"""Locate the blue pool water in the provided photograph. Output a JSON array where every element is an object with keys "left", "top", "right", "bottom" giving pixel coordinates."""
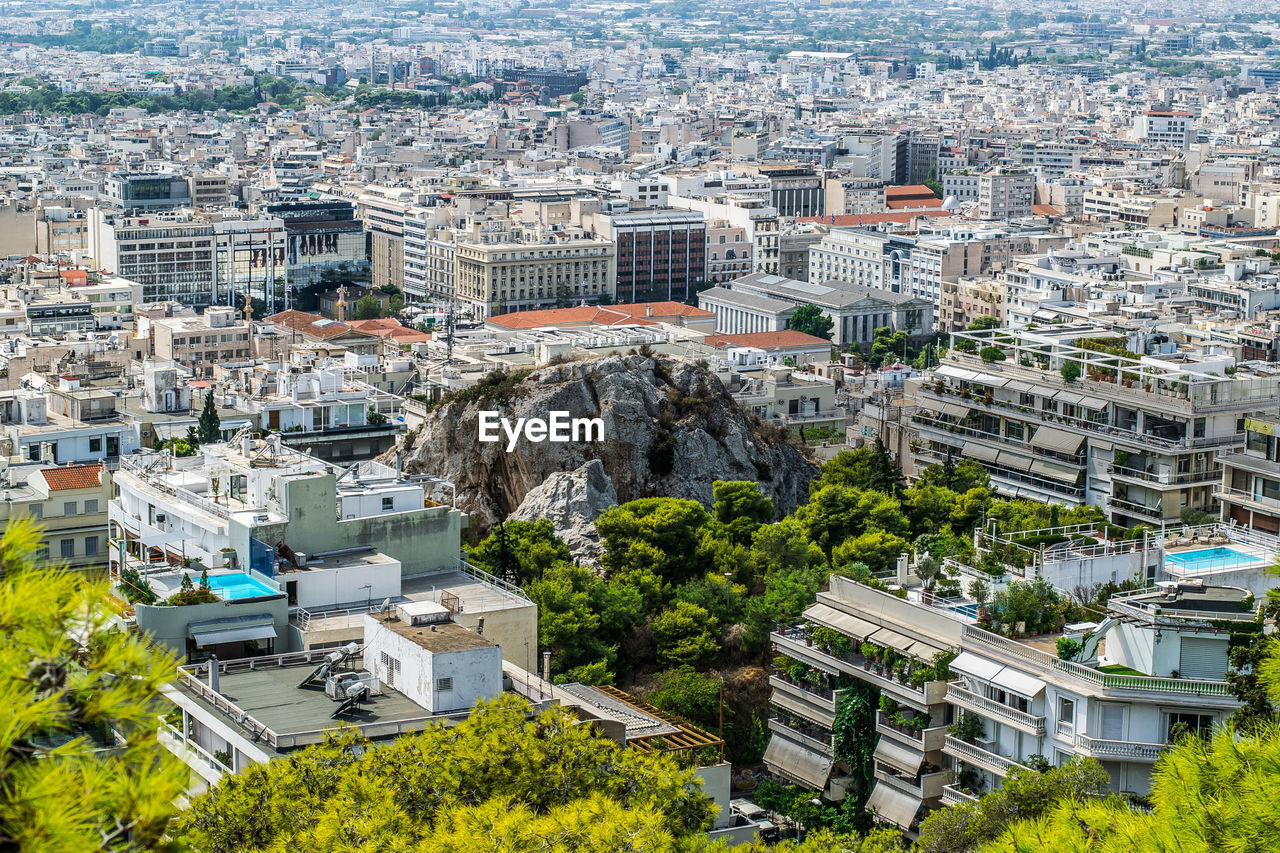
[
  {"left": 205, "top": 572, "right": 280, "bottom": 600},
  {"left": 950, "top": 602, "right": 981, "bottom": 618},
  {"left": 1165, "top": 547, "right": 1261, "bottom": 570}
]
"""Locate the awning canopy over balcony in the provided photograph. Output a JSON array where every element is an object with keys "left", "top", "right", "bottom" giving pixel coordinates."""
[
  {"left": 804, "top": 603, "right": 878, "bottom": 641},
  {"left": 763, "top": 732, "right": 833, "bottom": 791},
  {"left": 1030, "top": 458, "right": 1082, "bottom": 483},
  {"left": 189, "top": 615, "right": 277, "bottom": 648},
  {"left": 934, "top": 401, "right": 973, "bottom": 419},
  {"left": 951, "top": 651, "right": 1003, "bottom": 682},
  {"left": 1030, "top": 425, "right": 1084, "bottom": 454},
  {"left": 875, "top": 737, "right": 925, "bottom": 775},
  {"left": 989, "top": 666, "right": 1046, "bottom": 699},
  {"left": 997, "top": 449, "right": 1035, "bottom": 471},
  {"left": 867, "top": 783, "right": 922, "bottom": 829},
  {"left": 963, "top": 442, "right": 1000, "bottom": 464}
]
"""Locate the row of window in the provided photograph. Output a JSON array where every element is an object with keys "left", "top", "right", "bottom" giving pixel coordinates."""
[{"left": 36, "top": 535, "right": 100, "bottom": 561}]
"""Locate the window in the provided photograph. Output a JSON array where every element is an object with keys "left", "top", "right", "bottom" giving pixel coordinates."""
[
  {"left": 382, "top": 496, "right": 394, "bottom": 512},
  {"left": 379, "top": 652, "right": 401, "bottom": 687},
  {"left": 60, "top": 539, "right": 75, "bottom": 558},
  {"left": 89, "top": 437, "right": 102, "bottom": 453},
  {"left": 63, "top": 501, "right": 77, "bottom": 516},
  {"left": 437, "top": 677, "right": 454, "bottom": 692},
  {"left": 1058, "top": 697, "right": 1074, "bottom": 724},
  {"left": 28, "top": 505, "right": 42, "bottom": 520},
  {"left": 84, "top": 499, "right": 98, "bottom": 514},
  {"left": 36, "top": 543, "right": 49, "bottom": 562},
  {"left": 84, "top": 536, "right": 99, "bottom": 556},
  {"left": 1165, "top": 711, "right": 1213, "bottom": 740}
]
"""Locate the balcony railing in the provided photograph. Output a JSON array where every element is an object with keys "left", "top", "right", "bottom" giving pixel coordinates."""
[
  {"left": 947, "top": 684, "right": 1046, "bottom": 736},
  {"left": 876, "top": 710, "right": 948, "bottom": 752},
  {"left": 1106, "top": 496, "right": 1166, "bottom": 522},
  {"left": 943, "top": 735, "right": 1029, "bottom": 777},
  {"left": 942, "top": 783, "right": 979, "bottom": 806},
  {"left": 1075, "top": 734, "right": 1167, "bottom": 762},
  {"left": 1214, "top": 486, "right": 1280, "bottom": 513},
  {"left": 961, "top": 625, "right": 1234, "bottom": 697},
  {"left": 768, "top": 717, "right": 834, "bottom": 755},
  {"left": 771, "top": 675, "right": 837, "bottom": 710},
  {"left": 771, "top": 629, "right": 949, "bottom": 703},
  {"left": 1109, "top": 464, "right": 1222, "bottom": 487}
]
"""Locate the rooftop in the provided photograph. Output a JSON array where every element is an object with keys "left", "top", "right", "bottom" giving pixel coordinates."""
[{"left": 369, "top": 612, "right": 498, "bottom": 653}]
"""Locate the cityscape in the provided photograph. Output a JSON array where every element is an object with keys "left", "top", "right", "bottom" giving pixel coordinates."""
[{"left": 3, "top": 1, "right": 1280, "bottom": 851}]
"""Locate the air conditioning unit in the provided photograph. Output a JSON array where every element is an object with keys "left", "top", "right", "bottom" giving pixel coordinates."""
[
  {"left": 325, "top": 671, "right": 366, "bottom": 700},
  {"left": 155, "top": 513, "right": 166, "bottom": 524}
]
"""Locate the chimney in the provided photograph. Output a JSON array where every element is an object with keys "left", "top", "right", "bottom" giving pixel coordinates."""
[{"left": 208, "top": 654, "right": 220, "bottom": 694}]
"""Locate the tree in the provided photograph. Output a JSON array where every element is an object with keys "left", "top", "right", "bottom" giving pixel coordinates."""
[
  {"left": 197, "top": 389, "right": 221, "bottom": 444},
  {"left": 832, "top": 530, "right": 910, "bottom": 575},
  {"left": 966, "top": 315, "right": 1000, "bottom": 331},
  {"left": 923, "top": 165, "right": 944, "bottom": 199},
  {"left": 916, "top": 758, "right": 1110, "bottom": 853},
  {"left": 596, "top": 498, "right": 711, "bottom": 585},
  {"left": 173, "top": 695, "right": 718, "bottom": 853},
  {"left": 652, "top": 601, "right": 719, "bottom": 667},
  {"left": 527, "top": 562, "right": 613, "bottom": 677},
  {"left": 646, "top": 666, "right": 721, "bottom": 728},
  {"left": 354, "top": 293, "right": 382, "bottom": 320},
  {"left": 712, "top": 480, "right": 774, "bottom": 545},
  {"left": 1059, "top": 361, "right": 1081, "bottom": 383},
  {"left": 469, "top": 519, "right": 572, "bottom": 586},
  {"left": 0, "top": 518, "right": 187, "bottom": 850},
  {"left": 789, "top": 304, "right": 834, "bottom": 340}
]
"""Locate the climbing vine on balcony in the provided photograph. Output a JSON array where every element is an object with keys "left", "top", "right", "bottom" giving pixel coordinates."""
[{"left": 832, "top": 680, "right": 880, "bottom": 810}]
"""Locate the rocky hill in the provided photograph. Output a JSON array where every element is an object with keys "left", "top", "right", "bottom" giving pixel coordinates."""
[{"left": 387, "top": 353, "right": 819, "bottom": 557}]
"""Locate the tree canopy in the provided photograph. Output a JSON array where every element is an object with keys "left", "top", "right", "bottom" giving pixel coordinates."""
[{"left": 789, "top": 304, "right": 834, "bottom": 340}]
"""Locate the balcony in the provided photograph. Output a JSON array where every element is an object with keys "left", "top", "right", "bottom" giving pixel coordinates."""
[
  {"left": 943, "top": 735, "right": 1030, "bottom": 778},
  {"left": 770, "top": 675, "right": 837, "bottom": 713},
  {"left": 770, "top": 629, "right": 950, "bottom": 704},
  {"left": 768, "top": 716, "right": 834, "bottom": 756},
  {"left": 1215, "top": 486, "right": 1280, "bottom": 515},
  {"left": 875, "top": 765, "right": 950, "bottom": 801},
  {"left": 1106, "top": 496, "right": 1167, "bottom": 524},
  {"left": 946, "top": 684, "right": 1046, "bottom": 737},
  {"left": 1109, "top": 464, "right": 1223, "bottom": 488},
  {"left": 941, "top": 783, "right": 979, "bottom": 807},
  {"left": 1075, "top": 734, "right": 1167, "bottom": 762},
  {"left": 875, "top": 710, "right": 948, "bottom": 752}
]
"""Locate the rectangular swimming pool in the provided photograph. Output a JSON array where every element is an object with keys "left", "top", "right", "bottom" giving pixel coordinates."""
[
  {"left": 205, "top": 572, "right": 280, "bottom": 600},
  {"left": 1165, "top": 547, "right": 1261, "bottom": 570}
]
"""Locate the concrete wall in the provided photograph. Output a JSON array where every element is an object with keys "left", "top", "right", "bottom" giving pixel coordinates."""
[
  {"left": 289, "top": 558, "right": 402, "bottom": 610},
  {"left": 452, "top": 603, "right": 538, "bottom": 668},
  {"left": 694, "top": 762, "right": 733, "bottom": 829},
  {"left": 362, "top": 616, "right": 501, "bottom": 713},
  {"left": 134, "top": 596, "right": 290, "bottom": 657}
]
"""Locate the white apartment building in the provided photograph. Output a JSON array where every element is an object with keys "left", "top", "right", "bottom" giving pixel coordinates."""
[
  {"left": 1134, "top": 111, "right": 1194, "bottom": 150},
  {"left": 977, "top": 169, "right": 1035, "bottom": 220}
]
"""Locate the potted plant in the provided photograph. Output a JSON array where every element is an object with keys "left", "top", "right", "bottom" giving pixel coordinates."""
[{"left": 949, "top": 712, "right": 986, "bottom": 745}]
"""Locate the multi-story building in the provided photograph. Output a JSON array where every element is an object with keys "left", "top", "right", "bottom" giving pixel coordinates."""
[
  {"left": 705, "top": 221, "right": 753, "bottom": 285},
  {"left": 593, "top": 209, "right": 706, "bottom": 303},
  {"left": 938, "top": 276, "right": 1004, "bottom": 332},
  {"left": 87, "top": 210, "right": 216, "bottom": 308},
  {"left": 260, "top": 200, "right": 368, "bottom": 288},
  {"left": 1216, "top": 414, "right": 1280, "bottom": 534},
  {"left": 34, "top": 206, "right": 90, "bottom": 255},
  {"left": 357, "top": 185, "right": 419, "bottom": 290},
  {"left": 824, "top": 177, "right": 888, "bottom": 216},
  {"left": 977, "top": 169, "right": 1034, "bottom": 220},
  {"left": 150, "top": 306, "right": 252, "bottom": 379},
  {"left": 0, "top": 462, "right": 111, "bottom": 574},
  {"left": 101, "top": 172, "right": 192, "bottom": 212},
  {"left": 0, "top": 380, "right": 135, "bottom": 466},
  {"left": 908, "top": 327, "right": 1275, "bottom": 524},
  {"left": 188, "top": 173, "right": 230, "bottom": 208},
  {"left": 1134, "top": 111, "right": 1194, "bottom": 150},
  {"left": 759, "top": 164, "right": 825, "bottom": 218},
  {"left": 667, "top": 191, "right": 780, "bottom": 275},
  {"left": 451, "top": 220, "right": 616, "bottom": 319}
]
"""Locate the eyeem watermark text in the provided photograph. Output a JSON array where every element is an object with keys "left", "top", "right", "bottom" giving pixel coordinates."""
[{"left": 478, "top": 411, "right": 605, "bottom": 451}]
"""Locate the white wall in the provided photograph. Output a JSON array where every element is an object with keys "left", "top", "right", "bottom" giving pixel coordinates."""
[
  {"left": 362, "top": 615, "right": 501, "bottom": 713},
  {"left": 290, "top": 557, "right": 401, "bottom": 609}
]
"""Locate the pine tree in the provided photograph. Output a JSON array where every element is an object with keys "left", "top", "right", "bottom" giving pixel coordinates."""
[
  {"left": 197, "top": 390, "right": 221, "bottom": 445},
  {"left": 0, "top": 518, "right": 186, "bottom": 849}
]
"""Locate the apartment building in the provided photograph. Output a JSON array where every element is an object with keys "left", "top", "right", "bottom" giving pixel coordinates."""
[
  {"left": 87, "top": 209, "right": 216, "bottom": 308},
  {"left": 451, "top": 221, "right": 616, "bottom": 319},
  {"left": 0, "top": 462, "right": 110, "bottom": 574},
  {"left": 188, "top": 173, "right": 230, "bottom": 208},
  {"left": 666, "top": 185, "right": 780, "bottom": 275},
  {"left": 706, "top": 221, "right": 753, "bottom": 285},
  {"left": 939, "top": 276, "right": 1004, "bottom": 332},
  {"left": 150, "top": 306, "right": 251, "bottom": 379},
  {"left": 1134, "top": 111, "right": 1194, "bottom": 150},
  {"left": 101, "top": 172, "right": 192, "bottom": 212},
  {"left": 907, "top": 327, "right": 1275, "bottom": 525},
  {"left": 768, "top": 573, "right": 1246, "bottom": 834},
  {"left": 357, "top": 185, "right": 418, "bottom": 290},
  {"left": 1216, "top": 414, "right": 1280, "bottom": 534},
  {"left": 824, "top": 176, "right": 887, "bottom": 216},
  {"left": 977, "top": 169, "right": 1034, "bottom": 220},
  {"left": 0, "top": 380, "right": 135, "bottom": 466}
]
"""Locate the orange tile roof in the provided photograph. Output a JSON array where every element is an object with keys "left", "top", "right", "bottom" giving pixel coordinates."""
[
  {"left": 704, "top": 330, "right": 834, "bottom": 349},
  {"left": 487, "top": 302, "right": 713, "bottom": 330},
  {"left": 346, "top": 319, "right": 433, "bottom": 343},
  {"left": 265, "top": 310, "right": 359, "bottom": 340},
  {"left": 1033, "top": 204, "right": 1063, "bottom": 216},
  {"left": 798, "top": 211, "right": 962, "bottom": 227},
  {"left": 40, "top": 464, "right": 103, "bottom": 491}
]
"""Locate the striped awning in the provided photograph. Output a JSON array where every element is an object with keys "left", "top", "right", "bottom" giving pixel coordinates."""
[
  {"left": 1030, "top": 426, "right": 1084, "bottom": 454},
  {"left": 1030, "top": 459, "right": 1082, "bottom": 483},
  {"left": 764, "top": 733, "right": 834, "bottom": 791},
  {"left": 804, "top": 603, "right": 878, "bottom": 642},
  {"left": 963, "top": 443, "right": 1001, "bottom": 464},
  {"left": 867, "top": 783, "right": 922, "bottom": 829}
]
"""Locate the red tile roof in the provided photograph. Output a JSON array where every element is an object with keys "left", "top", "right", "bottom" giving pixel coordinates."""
[
  {"left": 798, "top": 211, "right": 962, "bottom": 227},
  {"left": 1033, "top": 204, "right": 1063, "bottom": 216},
  {"left": 346, "top": 319, "right": 433, "bottom": 343},
  {"left": 703, "top": 330, "right": 834, "bottom": 349},
  {"left": 265, "top": 310, "right": 361, "bottom": 340},
  {"left": 40, "top": 464, "right": 103, "bottom": 492}
]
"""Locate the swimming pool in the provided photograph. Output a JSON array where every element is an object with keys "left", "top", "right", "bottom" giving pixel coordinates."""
[
  {"left": 949, "top": 602, "right": 981, "bottom": 619},
  {"left": 1165, "top": 547, "right": 1261, "bottom": 570},
  {"left": 205, "top": 572, "right": 281, "bottom": 600}
]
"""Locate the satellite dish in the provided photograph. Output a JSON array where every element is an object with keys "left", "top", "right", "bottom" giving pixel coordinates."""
[{"left": 378, "top": 598, "right": 391, "bottom": 614}]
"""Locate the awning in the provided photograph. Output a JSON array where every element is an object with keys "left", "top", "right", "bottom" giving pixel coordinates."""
[
  {"left": 934, "top": 401, "right": 972, "bottom": 419},
  {"left": 868, "top": 627, "right": 917, "bottom": 656},
  {"left": 996, "top": 450, "right": 1035, "bottom": 471},
  {"left": 866, "top": 783, "right": 922, "bottom": 829},
  {"left": 936, "top": 364, "right": 980, "bottom": 381},
  {"left": 1053, "top": 390, "right": 1085, "bottom": 406},
  {"left": 1030, "top": 426, "right": 1084, "bottom": 454},
  {"left": 140, "top": 531, "right": 180, "bottom": 549},
  {"left": 950, "top": 650, "right": 1004, "bottom": 682},
  {"left": 804, "top": 603, "right": 878, "bottom": 641},
  {"left": 1076, "top": 394, "right": 1108, "bottom": 410},
  {"left": 906, "top": 638, "right": 944, "bottom": 658},
  {"left": 191, "top": 623, "right": 277, "bottom": 648},
  {"left": 875, "top": 738, "right": 925, "bottom": 775},
  {"left": 763, "top": 733, "right": 834, "bottom": 790},
  {"left": 991, "top": 666, "right": 1046, "bottom": 698},
  {"left": 963, "top": 443, "right": 1001, "bottom": 464},
  {"left": 1030, "top": 459, "right": 1082, "bottom": 483},
  {"left": 1004, "top": 379, "right": 1036, "bottom": 394},
  {"left": 972, "top": 372, "right": 1009, "bottom": 388}
]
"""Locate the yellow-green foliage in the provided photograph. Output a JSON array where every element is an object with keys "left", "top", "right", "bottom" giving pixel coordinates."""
[{"left": 0, "top": 517, "right": 186, "bottom": 852}]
